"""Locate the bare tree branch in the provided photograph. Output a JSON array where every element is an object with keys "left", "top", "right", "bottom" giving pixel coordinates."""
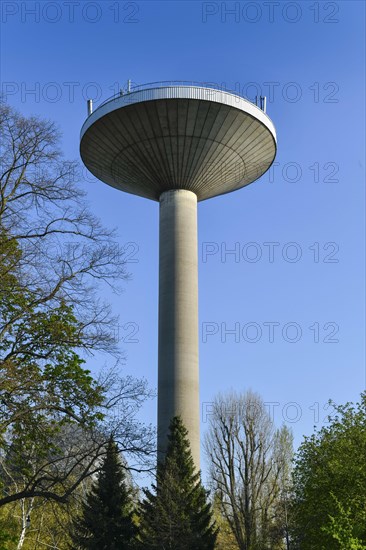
[{"left": 204, "top": 391, "right": 293, "bottom": 549}]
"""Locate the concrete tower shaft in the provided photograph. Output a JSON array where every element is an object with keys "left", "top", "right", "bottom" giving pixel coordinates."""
[{"left": 158, "top": 189, "right": 199, "bottom": 467}]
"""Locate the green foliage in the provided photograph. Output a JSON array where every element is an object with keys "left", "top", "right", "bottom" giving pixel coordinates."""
[
  {"left": 0, "top": 531, "right": 17, "bottom": 550},
  {"left": 139, "top": 416, "right": 218, "bottom": 550},
  {"left": 291, "top": 392, "right": 366, "bottom": 549},
  {"left": 0, "top": 497, "right": 17, "bottom": 550},
  {"left": 0, "top": 231, "right": 103, "bottom": 389},
  {"left": 321, "top": 494, "right": 366, "bottom": 550},
  {"left": 0, "top": 229, "right": 106, "bottom": 502},
  {"left": 211, "top": 494, "right": 239, "bottom": 550},
  {"left": 69, "top": 436, "right": 137, "bottom": 550},
  {"left": 0, "top": 526, "right": 17, "bottom": 550}
]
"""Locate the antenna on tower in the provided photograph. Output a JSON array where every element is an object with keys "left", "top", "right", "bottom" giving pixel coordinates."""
[
  {"left": 260, "top": 96, "right": 267, "bottom": 113},
  {"left": 87, "top": 99, "right": 93, "bottom": 116},
  {"left": 127, "top": 79, "right": 131, "bottom": 93}
]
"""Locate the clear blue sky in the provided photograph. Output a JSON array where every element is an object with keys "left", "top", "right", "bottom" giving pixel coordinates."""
[{"left": 1, "top": 0, "right": 365, "bottom": 478}]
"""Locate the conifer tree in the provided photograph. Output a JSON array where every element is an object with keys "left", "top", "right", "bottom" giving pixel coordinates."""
[
  {"left": 139, "top": 416, "right": 217, "bottom": 550},
  {"left": 69, "top": 435, "right": 137, "bottom": 549}
]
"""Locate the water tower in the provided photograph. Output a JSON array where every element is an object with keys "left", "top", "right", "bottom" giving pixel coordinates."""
[{"left": 80, "top": 82, "right": 277, "bottom": 469}]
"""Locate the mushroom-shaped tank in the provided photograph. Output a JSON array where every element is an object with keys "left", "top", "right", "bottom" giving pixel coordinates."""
[{"left": 80, "top": 84, "right": 277, "bottom": 201}]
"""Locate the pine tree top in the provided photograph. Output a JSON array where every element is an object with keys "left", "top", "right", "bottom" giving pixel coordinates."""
[
  {"left": 69, "top": 435, "right": 137, "bottom": 550},
  {"left": 139, "top": 416, "right": 218, "bottom": 550},
  {"left": 159, "top": 416, "right": 200, "bottom": 485}
]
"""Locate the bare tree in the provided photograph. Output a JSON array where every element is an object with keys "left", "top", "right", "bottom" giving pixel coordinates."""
[
  {"left": 0, "top": 102, "right": 155, "bottom": 510},
  {"left": 0, "top": 101, "right": 127, "bottom": 356},
  {"left": 0, "top": 365, "right": 155, "bottom": 508},
  {"left": 204, "top": 390, "right": 293, "bottom": 550}
]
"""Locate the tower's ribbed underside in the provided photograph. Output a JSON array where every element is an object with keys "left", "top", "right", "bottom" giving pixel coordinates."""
[{"left": 80, "top": 86, "right": 277, "bottom": 201}]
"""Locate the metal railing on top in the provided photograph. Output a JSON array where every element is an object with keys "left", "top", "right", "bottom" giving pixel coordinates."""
[
  {"left": 87, "top": 81, "right": 267, "bottom": 117},
  {"left": 127, "top": 80, "right": 244, "bottom": 94}
]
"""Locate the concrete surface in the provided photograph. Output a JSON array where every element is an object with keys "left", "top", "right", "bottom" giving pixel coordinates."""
[{"left": 158, "top": 189, "right": 199, "bottom": 467}]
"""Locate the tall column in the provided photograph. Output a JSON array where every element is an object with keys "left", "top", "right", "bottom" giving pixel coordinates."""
[{"left": 158, "top": 189, "right": 200, "bottom": 469}]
